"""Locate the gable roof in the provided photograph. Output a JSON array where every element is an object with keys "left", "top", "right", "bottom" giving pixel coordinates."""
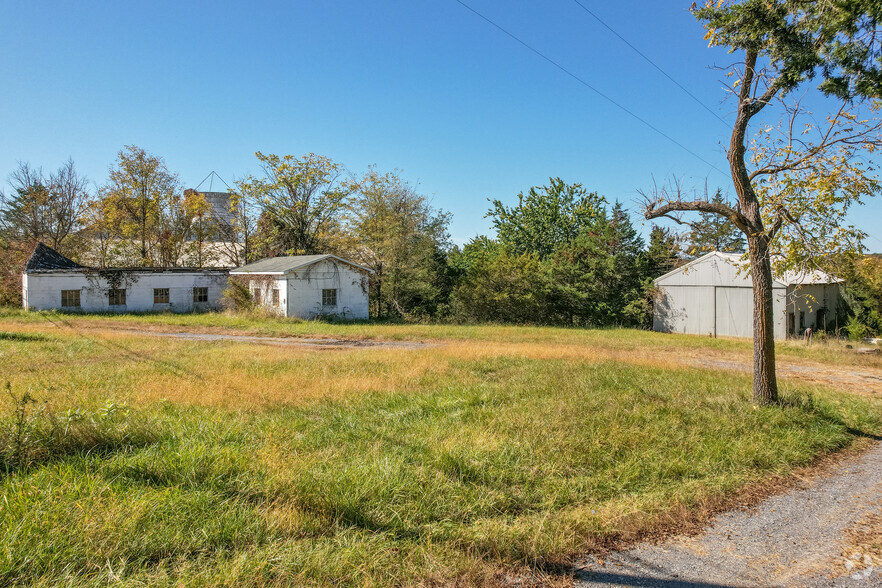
[
  {"left": 25, "top": 242, "right": 84, "bottom": 272},
  {"left": 654, "top": 251, "right": 842, "bottom": 287},
  {"left": 229, "top": 254, "right": 373, "bottom": 275}
]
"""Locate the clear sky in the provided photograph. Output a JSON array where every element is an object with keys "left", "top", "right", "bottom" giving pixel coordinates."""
[{"left": 2, "top": 0, "right": 881, "bottom": 251}]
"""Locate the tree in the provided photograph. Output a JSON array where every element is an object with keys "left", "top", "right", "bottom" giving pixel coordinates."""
[
  {"left": 643, "top": 0, "right": 882, "bottom": 404},
  {"left": 684, "top": 189, "right": 745, "bottom": 257},
  {"left": 451, "top": 238, "right": 546, "bottom": 323},
  {"left": 102, "top": 146, "right": 182, "bottom": 266},
  {"left": 0, "top": 160, "right": 91, "bottom": 254},
  {"left": 547, "top": 203, "right": 647, "bottom": 326},
  {"left": 237, "top": 152, "right": 352, "bottom": 256},
  {"left": 349, "top": 168, "right": 452, "bottom": 318},
  {"left": 645, "top": 225, "right": 682, "bottom": 278},
  {"left": 488, "top": 178, "right": 605, "bottom": 259}
]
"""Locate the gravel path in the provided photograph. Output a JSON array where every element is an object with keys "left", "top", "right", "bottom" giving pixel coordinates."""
[
  {"left": 575, "top": 442, "right": 882, "bottom": 587},
  {"left": 114, "top": 329, "right": 431, "bottom": 349}
]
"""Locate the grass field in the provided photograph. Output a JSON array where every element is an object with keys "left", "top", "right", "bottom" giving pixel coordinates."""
[{"left": 1, "top": 310, "right": 881, "bottom": 586}]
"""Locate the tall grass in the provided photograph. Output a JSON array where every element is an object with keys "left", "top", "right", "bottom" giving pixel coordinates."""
[{"left": 0, "top": 318, "right": 880, "bottom": 585}]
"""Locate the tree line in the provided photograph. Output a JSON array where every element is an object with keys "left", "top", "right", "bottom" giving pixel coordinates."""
[
  {"left": 2, "top": 144, "right": 879, "bottom": 332},
  {"left": 0, "top": 145, "right": 735, "bottom": 322}
]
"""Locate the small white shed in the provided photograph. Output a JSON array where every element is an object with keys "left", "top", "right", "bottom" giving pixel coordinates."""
[
  {"left": 653, "top": 252, "right": 842, "bottom": 340},
  {"left": 229, "top": 255, "right": 371, "bottom": 319}
]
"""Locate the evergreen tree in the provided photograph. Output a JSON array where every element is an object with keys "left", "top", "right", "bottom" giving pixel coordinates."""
[{"left": 684, "top": 190, "right": 745, "bottom": 257}]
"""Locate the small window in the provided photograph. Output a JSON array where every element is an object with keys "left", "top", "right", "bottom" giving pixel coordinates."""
[
  {"left": 154, "top": 288, "right": 169, "bottom": 304},
  {"left": 108, "top": 288, "right": 126, "bottom": 306},
  {"left": 272, "top": 288, "right": 280, "bottom": 306},
  {"left": 193, "top": 287, "right": 208, "bottom": 303},
  {"left": 799, "top": 311, "right": 805, "bottom": 331},
  {"left": 322, "top": 288, "right": 337, "bottom": 307},
  {"left": 252, "top": 288, "right": 261, "bottom": 304},
  {"left": 61, "top": 290, "right": 80, "bottom": 308}
]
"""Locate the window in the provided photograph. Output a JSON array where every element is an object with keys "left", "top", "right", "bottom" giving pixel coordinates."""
[
  {"left": 193, "top": 287, "right": 208, "bottom": 303},
  {"left": 61, "top": 290, "right": 80, "bottom": 308},
  {"left": 788, "top": 313, "right": 795, "bottom": 336},
  {"left": 252, "top": 288, "right": 261, "bottom": 304},
  {"left": 322, "top": 288, "right": 337, "bottom": 307},
  {"left": 272, "top": 289, "right": 280, "bottom": 306},
  {"left": 799, "top": 311, "right": 805, "bottom": 331},
  {"left": 154, "top": 288, "right": 169, "bottom": 304},
  {"left": 108, "top": 288, "right": 126, "bottom": 306}
]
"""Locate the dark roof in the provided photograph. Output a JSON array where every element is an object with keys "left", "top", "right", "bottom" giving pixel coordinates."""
[{"left": 25, "top": 243, "right": 84, "bottom": 272}]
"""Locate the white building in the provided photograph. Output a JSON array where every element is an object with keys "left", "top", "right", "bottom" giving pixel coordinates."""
[
  {"left": 22, "top": 243, "right": 228, "bottom": 313},
  {"left": 229, "top": 255, "right": 371, "bottom": 319},
  {"left": 653, "top": 251, "right": 842, "bottom": 339}
]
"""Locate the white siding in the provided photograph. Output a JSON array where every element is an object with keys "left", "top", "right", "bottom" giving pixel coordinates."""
[
  {"left": 653, "top": 253, "right": 827, "bottom": 340},
  {"left": 247, "top": 276, "right": 288, "bottom": 316},
  {"left": 286, "top": 259, "right": 369, "bottom": 319},
  {"left": 23, "top": 270, "right": 227, "bottom": 313}
]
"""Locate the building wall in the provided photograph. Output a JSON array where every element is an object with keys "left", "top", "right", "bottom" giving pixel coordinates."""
[
  {"left": 784, "top": 283, "right": 841, "bottom": 336},
  {"left": 23, "top": 270, "right": 227, "bottom": 313},
  {"left": 245, "top": 275, "right": 288, "bottom": 316},
  {"left": 286, "top": 260, "right": 369, "bottom": 319},
  {"left": 654, "top": 284, "right": 788, "bottom": 339}
]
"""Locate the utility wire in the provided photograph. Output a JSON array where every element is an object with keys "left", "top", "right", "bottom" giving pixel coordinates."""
[
  {"left": 452, "top": 0, "right": 727, "bottom": 176},
  {"left": 570, "top": 0, "right": 730, "bottom": 128}
]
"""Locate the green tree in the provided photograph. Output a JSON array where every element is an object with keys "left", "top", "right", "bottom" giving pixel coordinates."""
[
  {"left": 547, "top": 203, "right": 647, "bottom": 326},
  {"left": 450, "top": 238, "right": 546, "bottom": 324},
  {"left": 644, "top": 0, "right": 882, "bottom": 404},
  {"left": 237, "top": 152, "right": 352, "bottom": 256},
  {"left": 488, "top": 178, "right": 605, "bottom": 259},
  {"left": 645, "top": 225, "right": 682, "bottom": 278},
  {"left": 349, "top": 168, "right": 452, "bottom": 318},
  {"left": 102, "top": 146, "right": 182, "bottom": 266},
  {"left": 684, "top": 190, "right": 745, "bottom": 257}
]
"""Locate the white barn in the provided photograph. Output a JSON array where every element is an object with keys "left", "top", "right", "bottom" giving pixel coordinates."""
[
  {"left": 22, "top": 243, "right": 228, "bottom": 313},
  {"left": 653, "top": 252, "right": 842, "bottom": 340},
  {"left": 229, "top": 255, "right": 371, "bottom": 319}
]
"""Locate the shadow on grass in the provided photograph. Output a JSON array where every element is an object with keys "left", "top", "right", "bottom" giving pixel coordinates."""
[{"left": 0, "top": 331, "right": 52, "bottom": 342}]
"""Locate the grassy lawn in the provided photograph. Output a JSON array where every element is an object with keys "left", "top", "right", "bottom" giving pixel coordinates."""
[{"left": 1, "top": 311, "right": 881, "bottom": 586}]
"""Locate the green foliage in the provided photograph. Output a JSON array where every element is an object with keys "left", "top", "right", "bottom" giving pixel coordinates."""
[
  {"left": 646, "top": 225, "right": 682, "bottom": 277},
  {"left": 450, "top": 240, "right": 545, "bottom": 324},
  {"left": 488, "top": 177, "right": 605, "bottom": 259},
  {"left": 220, "top": 277, "right": 256, "bottom": 312},
  {"left": 841, "top": 254, "right": 882, "bottom": 337},
  {"left": 685, "top": 189, "right": 745, "bottom": 257},
  {"left": 454, "top": 190, "right": 656, "bottom": 327},
  {"left": 349, "top": 168, "right": 453, "bottom": 319},
  {"left": 237, "top": 152, "right": 353, "bottom": 256},
  {"left": 696, "top": 0, "right": 882, "bottom": 100}
]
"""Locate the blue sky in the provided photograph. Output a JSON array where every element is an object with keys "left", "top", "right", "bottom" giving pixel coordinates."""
[{"left": 2, "top": 0, "right": 881, "bottom": 250}]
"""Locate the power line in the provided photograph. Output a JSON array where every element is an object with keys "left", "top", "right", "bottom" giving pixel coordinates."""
[
  {"left": 570, "top": 0, "right": 730, "bottom": 128},
  {"left": 452, "top": 0, "right": 728, "bottom": 176}
]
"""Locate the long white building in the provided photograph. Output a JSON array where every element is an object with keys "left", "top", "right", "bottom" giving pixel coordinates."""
[
  {"left": 653, "top": 251, "right": 842, "bottom": 340},
  {"left": 22, "top": 243, "right": 228, "bottom": 313}
]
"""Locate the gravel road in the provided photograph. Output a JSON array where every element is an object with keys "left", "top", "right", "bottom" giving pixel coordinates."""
[{"left": 575, "top": 442, "right": 882, "bottom": 587}]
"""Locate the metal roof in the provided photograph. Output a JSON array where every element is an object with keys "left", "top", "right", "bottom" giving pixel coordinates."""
[
  {"left": 230, "top": 254, "right": 373, "bottom": 275},
  {"left": 654, "top": 251, "right": 842, "bottom": 287}
]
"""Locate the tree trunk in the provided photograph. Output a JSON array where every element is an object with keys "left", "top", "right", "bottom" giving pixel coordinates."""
[{"left": 747, "top": 236, "right": 779, "bottom": 404}]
